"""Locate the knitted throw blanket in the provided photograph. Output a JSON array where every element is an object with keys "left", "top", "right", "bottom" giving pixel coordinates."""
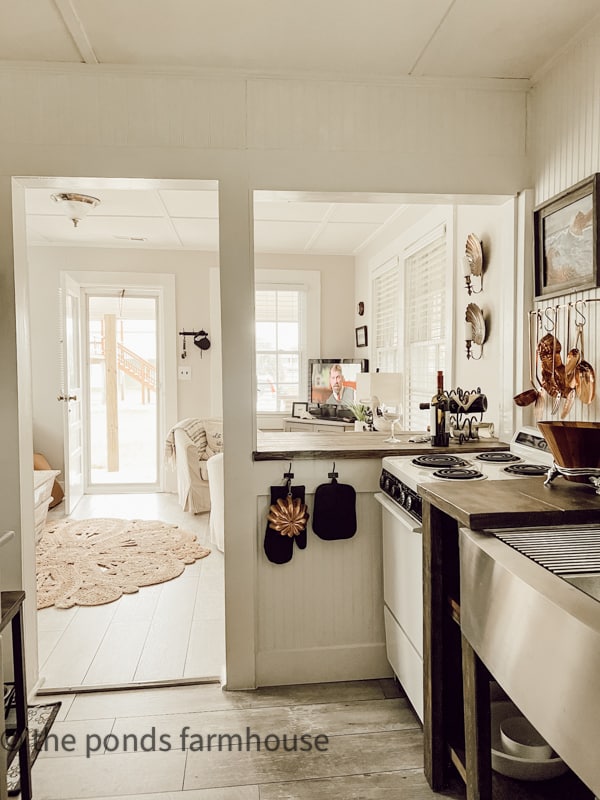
[{"left": 164, "top": 418, "right": 207, "bottom": 466}]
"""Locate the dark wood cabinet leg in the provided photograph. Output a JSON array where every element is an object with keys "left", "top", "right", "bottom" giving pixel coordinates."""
[
  {"left": 423, "top": 501, "right": 447, "bottom": 790},
  {"left": 462, "top": 634, "right": 491, "bottom": 800}
]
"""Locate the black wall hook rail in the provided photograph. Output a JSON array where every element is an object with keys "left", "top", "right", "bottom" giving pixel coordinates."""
[{"left": 179, "top": 329, "right": 209, "bottom": 338}]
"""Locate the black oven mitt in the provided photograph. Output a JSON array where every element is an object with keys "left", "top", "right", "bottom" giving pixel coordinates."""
[
  {"left": 312, "top": 476, "right": 357, "bottom": 540},
  {"left": 264, "top": 484, "right": 308, "bottom": 564}
]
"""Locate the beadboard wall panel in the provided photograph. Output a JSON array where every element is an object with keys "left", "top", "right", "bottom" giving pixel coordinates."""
[
  {"left": 528, "top": 19, "right": 600, "bottom": 424},
  {"left": 0, "top": 66, "right": 528, "bottom": 165},
  {"left": 254, "top": 459, "right": 391, "bottom": 686},
  {"left": 530, "top": 24, "right": 600, "bottom": 206},
  {"left": 0, "top": 69, "right": 247, "bottom": 149},
  {"left": 247, "top": 78, "right": 527, "bottom": 155}
]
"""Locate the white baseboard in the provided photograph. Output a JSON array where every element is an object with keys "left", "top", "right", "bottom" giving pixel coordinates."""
[{"left": 256, "top": 643, "right": 393, "bottom": 687}]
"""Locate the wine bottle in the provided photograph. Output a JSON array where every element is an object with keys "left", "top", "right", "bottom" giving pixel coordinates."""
[{"left": 430, "top": 370, "right": 449, "bottom": 447}]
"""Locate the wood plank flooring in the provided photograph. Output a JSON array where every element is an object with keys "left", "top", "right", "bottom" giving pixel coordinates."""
[
  {"left": 37, "top": 493, "right": 224, "bottom": 690},
  {"left": 32, "top": 677, "right": 595, "bottom": 800},
  {"left": 33, "top": 678, "right": 465, "bottom": 800}
]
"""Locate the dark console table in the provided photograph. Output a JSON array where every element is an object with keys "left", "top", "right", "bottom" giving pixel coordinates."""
[{"left": 1, "top": 591, "right": 31, "bottom": 800}]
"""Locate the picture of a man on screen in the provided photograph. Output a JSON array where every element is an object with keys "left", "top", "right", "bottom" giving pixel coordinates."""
[{"left": 327, "top": 364, "right": 355, "bottom": 405}]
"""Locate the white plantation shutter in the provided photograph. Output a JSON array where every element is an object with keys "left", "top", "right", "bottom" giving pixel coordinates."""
[
  {"left": 405, "top": 227, "right": 447, "bottom": 430},
  {"left": 372, "top": 256, "right": 400, "bottom": 371},
  {"left": 255, "top": 286, "right": 306, "bottom": 413}
]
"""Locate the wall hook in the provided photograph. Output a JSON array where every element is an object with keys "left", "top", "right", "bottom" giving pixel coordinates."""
[{"left": 283, "top": 462, "right": 294, "bottom": 481}]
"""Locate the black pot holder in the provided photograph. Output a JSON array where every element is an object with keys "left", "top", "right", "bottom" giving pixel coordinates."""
[{"left": 312, "top": 465, "right": 357, "bottom": 540}]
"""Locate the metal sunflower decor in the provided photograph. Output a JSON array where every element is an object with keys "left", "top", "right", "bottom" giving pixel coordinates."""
[{"left": 267, "top": 494, "right": 309, "bottom": 537}]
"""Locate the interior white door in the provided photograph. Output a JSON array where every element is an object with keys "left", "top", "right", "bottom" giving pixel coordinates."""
[{"left": 59, "top": 273, "right": 84, "bottom": 514}]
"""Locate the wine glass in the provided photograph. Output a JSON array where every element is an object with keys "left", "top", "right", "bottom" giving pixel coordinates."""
[{"left": 383, "top": 402, "right": 404, "bottom": 444}]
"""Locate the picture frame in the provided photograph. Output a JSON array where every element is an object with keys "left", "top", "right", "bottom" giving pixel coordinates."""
[
  {"left": 291, "top": 401, "right": 309, "bottom": 418},
  {"left": 355, "top": 325, "right": 368, "bottom": 348},
  {"left": 534, "top": 173, "right": 600, "bottom": 299}
]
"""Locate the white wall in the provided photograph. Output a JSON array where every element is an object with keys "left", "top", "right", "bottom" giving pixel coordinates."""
[
  {"left": 256, "top": 252, "right": 355, "bottom": 358},
  {"left": 0, "top": 63, "right": 530, "bottom": 690},
  {"left": 27, "top": 246, "right": 356, "bottom": 476},
  {"left": 528, "top": 18, "right": 600, "bottom": 423},
  {"left": 28, "top": 246, "right": 218, "bottom": 475},
  {"left": 453, "top": 200, "right": 518, "bottom": 436},
  {"left": 354, "top": 200, "right": 518, "bottom": 436}
]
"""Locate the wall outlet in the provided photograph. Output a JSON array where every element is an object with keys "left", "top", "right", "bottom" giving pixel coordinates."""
[{"left": 178, "top": 365, "right": 192, "bottom": 380}]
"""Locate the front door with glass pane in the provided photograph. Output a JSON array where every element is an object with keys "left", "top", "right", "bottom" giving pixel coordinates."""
[{"left": 86, "top": 292, "right": 159, "bottom": 489}]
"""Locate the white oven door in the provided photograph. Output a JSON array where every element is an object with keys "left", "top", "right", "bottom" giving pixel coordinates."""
[{"left": 376, "top": 492, "right": 423, "bottom": 722}]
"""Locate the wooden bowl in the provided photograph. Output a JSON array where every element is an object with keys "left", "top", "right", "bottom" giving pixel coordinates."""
[{"left": 538, "top": 421, "right": 600, "bottom": 481}]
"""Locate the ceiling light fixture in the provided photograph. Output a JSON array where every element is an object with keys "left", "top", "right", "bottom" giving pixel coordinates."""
[{"left": 51, "top": 192, "right": 101, "bottom": 227}]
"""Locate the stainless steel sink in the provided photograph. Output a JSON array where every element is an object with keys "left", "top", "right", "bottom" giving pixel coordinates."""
[
  {"left": 460, "top": 526, "right": 600, "bottom": 796},
  {"left": 561, "top": 573, "right": 600, "bottom": 602}
]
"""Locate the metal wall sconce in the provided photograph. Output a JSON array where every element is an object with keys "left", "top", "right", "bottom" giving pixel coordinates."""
[
  {"left": 465, "top": 303, "right": 486, "bottom": 360},
  {"left": 463, "top": 233, "right": 483, "bottom": 295}
]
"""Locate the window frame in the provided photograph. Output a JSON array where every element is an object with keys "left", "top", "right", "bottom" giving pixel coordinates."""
[{"left": 254, "top": 269, "right": 320, "bottom": 422}]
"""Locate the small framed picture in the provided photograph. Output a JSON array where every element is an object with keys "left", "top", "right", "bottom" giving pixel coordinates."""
[
  {"left": 355, "top": 325, "right": 368, "bottom": 347},
  {"left": 292, "top": 401, "right": 309, "bottom": 418}
]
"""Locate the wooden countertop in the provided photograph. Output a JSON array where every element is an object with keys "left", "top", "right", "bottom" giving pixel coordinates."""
[
  {"left": 419, "top": 476, "right": 600, "bottom": 530},
  {"left": 1, "top": 590, "right": 25, "bottom": 632},
  {"left": 254, "top": 430, "right": 509, "bottom": 461}
]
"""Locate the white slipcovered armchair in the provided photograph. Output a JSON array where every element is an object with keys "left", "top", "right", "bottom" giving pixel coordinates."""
[
  {"left": 206, "top": 451, "right": 224, "bottom": 551},
  {"left": 165, "top": 418, "right": 223, "bottom": 515}
]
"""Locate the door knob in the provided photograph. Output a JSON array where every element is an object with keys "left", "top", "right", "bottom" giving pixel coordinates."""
[{"left": 57, "top": 394, "right": 77, "bottom": 401}]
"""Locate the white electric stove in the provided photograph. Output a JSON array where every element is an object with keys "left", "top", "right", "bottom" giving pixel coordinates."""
[
  {"left": 375, "top": 426, "right": 552, "bottom": 722},
  {"left": 380, "top": 426, "right": 553, "bottom": 524}
]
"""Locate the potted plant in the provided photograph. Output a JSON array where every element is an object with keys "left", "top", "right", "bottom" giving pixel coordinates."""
[{"left": 344, "top": 402, "right": 371, "bottom": 431}]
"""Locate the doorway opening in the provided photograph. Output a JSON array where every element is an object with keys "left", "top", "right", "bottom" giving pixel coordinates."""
[{"left": 15, "top": 175, "right": 225, "bottom": 693}]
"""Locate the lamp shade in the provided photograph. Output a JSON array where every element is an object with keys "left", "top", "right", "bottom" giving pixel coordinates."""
[
  {"left": 356, "top": 372, "right": 403, "bottom": 404},
  {"left": 51, "top": 192, "right": 101, "bottom": 227}
]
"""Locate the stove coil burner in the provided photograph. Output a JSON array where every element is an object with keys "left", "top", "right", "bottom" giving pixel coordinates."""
[
  {"left": 412, "top": 455, "right": 467, "bottom": 469},
  {"left": 475, "top": 452, "right": 520, "bottom": 463},
  {"left": 432, "top": 467, "right": 486, "bottom": 481},
  {"left": 503, "top": 463, "right": 549, "bottom": 477}
]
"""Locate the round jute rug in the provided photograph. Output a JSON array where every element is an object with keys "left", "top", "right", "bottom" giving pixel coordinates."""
[{"left": 36, "top": 517, "right": 211, "bottom": 609}]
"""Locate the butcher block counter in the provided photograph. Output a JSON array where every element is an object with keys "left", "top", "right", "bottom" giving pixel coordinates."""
[
  {"left": 418, "top": 474, "right": 600, "bottom": 529},
  {"left": 254, "top": 430, "right": 509, "bottom": 460},
  {"left": 418, "top": 475, "right": 600, "bottom": 799}
]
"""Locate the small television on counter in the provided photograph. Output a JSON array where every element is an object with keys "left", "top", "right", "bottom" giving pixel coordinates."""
[{"left": 308, "top": 358, "right": 369, "bottom": 406}]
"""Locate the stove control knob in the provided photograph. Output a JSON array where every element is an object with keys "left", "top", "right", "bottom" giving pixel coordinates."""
[
  {"left": 398, "top": 488, "right": 406, "bottom": 506},
  {"left": 390, "top": 482, "right": 400, "bottom": 499},
  {"left": 405, "top": 494, "right": 413, "bottom": 512}
]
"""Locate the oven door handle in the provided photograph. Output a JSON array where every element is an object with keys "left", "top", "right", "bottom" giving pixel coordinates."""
[{"left": 375, "top": 492, "right": 422, "bottom": 533}]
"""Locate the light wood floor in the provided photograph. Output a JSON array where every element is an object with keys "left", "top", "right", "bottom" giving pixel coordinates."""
[{"left": 38, "top": 493, "right": 225, "bottom": 691}]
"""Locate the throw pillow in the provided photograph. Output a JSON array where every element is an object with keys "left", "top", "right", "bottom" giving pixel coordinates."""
[{"left": 204, "top": 418, "right": 223, "bottom": 453}]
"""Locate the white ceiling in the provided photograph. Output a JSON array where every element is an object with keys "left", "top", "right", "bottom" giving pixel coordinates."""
[
  {"left": 11, "top": 1, "right": 599, "bottom": 253},
  {"left": 24, "top": 184, "right": 414, "bottom": 255},
  {"left": 2, "top": 0, "right": 598, "bottom": 80}
]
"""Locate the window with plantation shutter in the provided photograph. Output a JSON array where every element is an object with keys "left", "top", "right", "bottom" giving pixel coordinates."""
[
  {"left": 372, "top": 256, "right": 400, "bottom": 372},
  {"left": 255, "top": 286, "right": 305, "bottom": 413},
  {"left": 404, "top": 226, "right": 448, "bottom": 431}
]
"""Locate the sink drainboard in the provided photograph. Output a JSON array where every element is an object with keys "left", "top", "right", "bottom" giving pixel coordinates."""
[{"left": 492, "top": 526, "right": 600, "bottom": 574}]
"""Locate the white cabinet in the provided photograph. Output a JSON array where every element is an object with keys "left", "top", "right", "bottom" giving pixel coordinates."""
[{"left": 33, "top": 470, "right": 60, "bottom": 541}]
